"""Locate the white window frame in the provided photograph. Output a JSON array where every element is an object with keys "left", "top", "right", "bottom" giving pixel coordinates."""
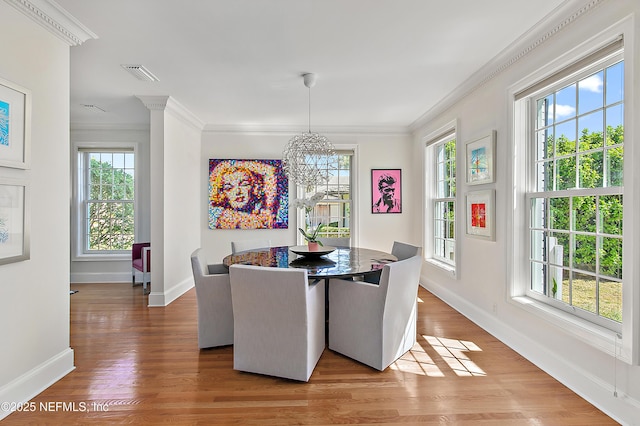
[
  {"left": 508, "top": 26, "right": 638, "bottom": 365},
  {"left": 297, "top": 146, "right": 358, "bottom": 246},
  {"left": 72, "top": 142, "right": 140, "bottom": 261},
  {"left": 424, "top": 120, "right": 458, "bottom": 275}
]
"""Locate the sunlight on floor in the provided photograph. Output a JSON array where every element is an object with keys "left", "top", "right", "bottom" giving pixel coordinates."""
[{"left": 390, "top": 334, "right": 486, "bottom": 377}]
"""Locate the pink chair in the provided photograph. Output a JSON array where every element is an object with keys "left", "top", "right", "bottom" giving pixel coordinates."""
[{"left": 132, "top": 242, "right": 151, "bottom": 294}]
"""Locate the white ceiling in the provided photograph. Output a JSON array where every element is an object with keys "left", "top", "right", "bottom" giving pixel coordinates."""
[{"left": 56, "top": 0, "right": 569, "bottom": 130}]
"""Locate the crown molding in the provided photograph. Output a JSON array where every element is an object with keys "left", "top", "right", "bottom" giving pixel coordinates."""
[
  {"left": 136, "top": 95, "right": 205, "bottom": 131},
  {"left": 3, "top": 0, "right": 98, "bottom": 46},
  {"left": 202, "top": 123, "right": 410, "bottom": 136},
  {"left": 409, "top": 0, "right": 607, "bottom": 133},
  {"left": 69, "top": 122, "right": 150, "bottom": 132}
]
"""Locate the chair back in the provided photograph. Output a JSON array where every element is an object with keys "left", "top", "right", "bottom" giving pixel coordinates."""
[
  {"left": 190, "top": 248, "right": 233, "bottom": 348},
  {"left": 317, "top": 237, "right": 350, "bottom": 247},
  {"left": 190, "top": 248, "right": 209, "bottom": 282},
  {"left": 229, "top": 264, "right": 325, "bottom": 381},
  {"left": 231, "top": 239, "right": 272, "bottom": 254},
  {"left": 378, "top": 255, "right": 423, "bottom": 363},
  {"left": 391, "top": 241, "right": 422, "bottom": 261}
]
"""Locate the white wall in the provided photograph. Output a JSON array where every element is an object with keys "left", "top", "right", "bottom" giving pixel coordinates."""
[
  {"left": 145, "top": 98, "right": 202, "bottom": 306},
  {"left": 200, "top": 131, "right": 414, "bottom": 264},
  {"left": 413, "top": 0, "right": 640, "bottom": 423},
  {"left": 0, "top": 3, "right": 74, "bottom": 419}
]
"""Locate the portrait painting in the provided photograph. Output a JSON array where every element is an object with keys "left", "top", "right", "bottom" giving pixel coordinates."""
[
  {"left": 209, "top": 159, "right": 288, "bottom": 229},
  {"left": 371, "top": 169, "right": 402, "bottom": 214}
]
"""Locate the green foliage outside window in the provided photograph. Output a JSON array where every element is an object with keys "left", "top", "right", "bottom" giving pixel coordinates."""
[{"left": 86, "top": 154, "right": 135, "bottom": 251}]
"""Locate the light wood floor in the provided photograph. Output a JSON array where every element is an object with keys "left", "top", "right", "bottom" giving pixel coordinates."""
[{"left": 6, "top": 283, "right": 616, "bottom": 425}]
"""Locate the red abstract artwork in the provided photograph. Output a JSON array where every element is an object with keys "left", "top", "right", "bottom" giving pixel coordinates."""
[{"left": 471, "top": 203, "right": 486, "bottom": 228}]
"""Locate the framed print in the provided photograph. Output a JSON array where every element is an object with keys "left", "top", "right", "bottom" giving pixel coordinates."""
[
  {"left": 209, "top": 159, "right": 288, "bottom": 229},
  {"left": 0, "top": 180, "right": 29, "bottom": 265},
  {"left": 466, "top": 130, "right": 495, "bottom": 185},
  {"left": 0, "top": 77, "right": 31, "bottom": 169},
  {"left": 466, "top": 189, "right": 494, "bottom": 240},
  {"left": 371, "top": 169, "right": 402, "bottom": 214}
]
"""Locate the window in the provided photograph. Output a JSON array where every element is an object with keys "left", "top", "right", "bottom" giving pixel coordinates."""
[
  {"left": 303, "top": 151, "right": 352, "bottom": 240},
  {"left": 426, "top": 128, "right": 456, "bottom": 270},
  {"left": 75, "top": 149, "right": 135, "bottom": 255},
  {"left": 523, "top": 43, "right": 624, "bottom": 331}
]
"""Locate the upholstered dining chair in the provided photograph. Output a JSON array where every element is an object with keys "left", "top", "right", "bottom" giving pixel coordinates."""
[
  {"left": 391, "top": 241, "right": 423, "bottom": 261},
  {"left": 229, "top": 264, "right": 325, "bottom": 382},
  {"left": 230, "top": 239, "right": 272, "bottom": 254},
  {"left": 364, "top": 241, "right": 422, "bottom": 284},
  {"left": 132, "top": 242, "right": 151, "bottom": 294},
  {"left": 190, "top": 249, "right": 234, "bottom": 349},
  {"left": 328, "top": 255, "right": 423, "bottom": 371}
]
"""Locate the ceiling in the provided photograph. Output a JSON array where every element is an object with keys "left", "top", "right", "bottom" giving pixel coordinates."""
[{"left": 56, "top": 0, "right": 569, "bottom": 131}]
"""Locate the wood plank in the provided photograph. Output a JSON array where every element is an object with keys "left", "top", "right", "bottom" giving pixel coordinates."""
[{"left": 5, "top": 283, "right": 617, "bottom": 424}]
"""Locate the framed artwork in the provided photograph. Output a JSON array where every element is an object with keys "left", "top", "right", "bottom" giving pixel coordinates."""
[
  {"left": 0, "top": 77, "right": 31, "bottom": 169},
  {"left": 208, "top": 159, "right": 288, "bottom": 229},
  {"left": 0, "top": 180, "right": 29, "bottom": 265},
  {"left": 371, "top": 169, "right": 402, "bottom": 214},
  {"left": 466, "top": 189, "right": 494, "bottom": 240},
  {"left": 466, "top": 130, "right": 495, "bottom": 185}
]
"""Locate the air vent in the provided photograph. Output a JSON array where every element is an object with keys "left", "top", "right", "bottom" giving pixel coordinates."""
[
  {"left": 121, "top": 64, "right": 159, "bottom": 82},
  {"left": 81, "top": 104, "right": 106, "bottom": 113}
]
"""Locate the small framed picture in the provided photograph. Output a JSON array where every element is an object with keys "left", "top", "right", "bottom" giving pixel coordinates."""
[
  {"left": 371, "top": 169, "right": 402, "bottom": 214},
  {"left": 466, "top": 130, "right": 495, "bottom": 185},
  {"left": 0, "top": 77, "right": 31, "bottom": 169},
  {"left": 466, "top": 189, "right": 494, "bottom": 240},
  {"left": 0, "top": 179, "right": 29, "bottom": 265}
]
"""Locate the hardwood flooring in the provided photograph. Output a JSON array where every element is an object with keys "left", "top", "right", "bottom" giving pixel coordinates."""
[{"left": 5, "top": 283, "right": 616, "bottom": 424}]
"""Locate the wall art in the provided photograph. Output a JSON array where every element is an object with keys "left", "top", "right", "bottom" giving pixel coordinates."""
[
  {"left": 466, "top": 130, "right": 495, "bottom": 185},
  {"left": 371, "top": 169, "right": 402, "bottom": 214},
  {"left": 466, "top": 189, "right": 494, "bottom": 240},
  {"left": 0, "top": 77, "right": 30, "bottom": 169},
  {"left": 0, "top": 180, "right": 29, "bottom": 265},
  {"left": 209, "top": 159, "right": 288, "bottom": 229}
]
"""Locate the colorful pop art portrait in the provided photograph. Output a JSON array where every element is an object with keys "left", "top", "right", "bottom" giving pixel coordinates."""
[{"left": 209, "top": 159, "right": 288, "bottom": 229}]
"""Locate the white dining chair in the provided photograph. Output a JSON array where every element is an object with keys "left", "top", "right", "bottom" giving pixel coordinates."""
[
  {"left": 230, "top": 239, "right": 272, "bottom": 254},
  {"left": 229, "top": 264, "right": 325, "bottom": 382},
  {"left": 190, "top": 249, "right": 234, "bottom": 349},
  {"left": 328, "top": 255, "right": 423, "bottom": 371},
  {"left": 391, "top": 241, "right": 422, "bottom": 260},
  {"left": 364, "top": 241, "right": 422, "bottom": 284}
]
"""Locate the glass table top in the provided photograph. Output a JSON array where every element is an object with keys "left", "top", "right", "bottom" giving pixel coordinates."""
[{"left": 222, "top": 246, "right": 398, "bottom": 279}]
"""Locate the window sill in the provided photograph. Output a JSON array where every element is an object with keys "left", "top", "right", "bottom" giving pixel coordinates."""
[
  {"left": 424, "top": 258, "right": 456, "bottom": 276},
  {"left": 510, "top": 295, "right": 628, "bottom": 363},
  {"left": 72, "top": 253, "right": 130, "bottom": 262}
]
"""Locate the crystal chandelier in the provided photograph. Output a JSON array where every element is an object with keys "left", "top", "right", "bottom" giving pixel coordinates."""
[{"left": 282, "top": 73, "right": 335, "bottom": 187}]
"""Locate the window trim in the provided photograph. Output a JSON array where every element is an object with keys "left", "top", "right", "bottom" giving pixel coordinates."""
[
  {"left": 296, "top": 145, "right": 358, "bottom": 246},
  {"left": 507, "top": 26, "right": 638, "bottom": 365},
  {"left": 72, "top": 141, "right": 140, "bottom": 261},
  {"left": 424, "top": 120, "right": 458, "bottom": 275}
]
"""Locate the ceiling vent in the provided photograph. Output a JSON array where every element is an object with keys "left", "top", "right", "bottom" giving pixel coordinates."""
[
  {"left": 121, "top": 64, "right": 159, "bottom": 82},
  {"left": 81, "top": 104, "right": 106, "bottom": 112}
]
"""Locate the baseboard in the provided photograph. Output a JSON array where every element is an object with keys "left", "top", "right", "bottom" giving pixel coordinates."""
[
  {"left": 0, "top": 348, "right": 75, "bottom": 421},
  {"left": 147, "top": 277, "right": 194, "bottom": 307},
  {"left": 70, "top": 271, "right": 131, "bottom": 283},
  {"left": 419, "top": 280, "right": 640, "bottom": 425}
]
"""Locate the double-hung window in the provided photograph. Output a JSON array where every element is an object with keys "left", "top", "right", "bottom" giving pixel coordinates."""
[
  {"left": 302, "top": 151, "right": 352, "bottom": 241},
  {"left": 521, "top": 41, "right": 624, "bottom": 332},
  {"left": 74, "top": 149, "right": 135, "bottom": 256},
  {"left": 426, "top": 129, "right": 456, "bottom": 269}
]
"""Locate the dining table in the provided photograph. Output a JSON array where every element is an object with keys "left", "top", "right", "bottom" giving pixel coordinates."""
[{"left": 222, "top": 245, "right": 398, "bottom": 280}]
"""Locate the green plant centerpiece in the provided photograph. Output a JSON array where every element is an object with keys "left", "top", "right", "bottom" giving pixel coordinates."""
[{"left": 298, "top": 223, "right": 324, "bottom": 247}]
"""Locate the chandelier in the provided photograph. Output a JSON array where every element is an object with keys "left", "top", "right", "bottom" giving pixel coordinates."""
[{"left": 282, "top": 73, "right": 335, "bottom": 187}]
